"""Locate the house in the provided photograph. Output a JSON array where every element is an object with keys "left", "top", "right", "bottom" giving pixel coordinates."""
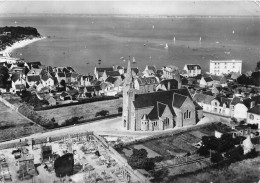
[
  {"left": 85, "top": 85, "right": 102, "bottom": 97},
  {"left": 94, "top": 67, "right": 114, "bottom": 80},
  {"left": 60, "top": 92, "right": 72, "bottom": 101},
  {"left": 56, "top": 72, "right": 66, "bottom": 84},
  {"left": 247, "top": 104, "right": 260, "bottom": 129},
  {"left": 230, "top": 97, "right": 248, "bottom": 121},
  {"left": 71, "top": 73, "right": 80, "bottom": 83},
  {"left": 101, "top": 70, "right": 121, "bottom": 81},
  {"left": 11, "top": 73, "right": 26, "bottom": 92},
  {"left": 26, "top": 75, "right": 41, "bottom": 87},
  {"left": 44, "top": 94, "right": 56, "bottom": 106},
  {"left": 81, "top": 75, "right": 94, "bottom": 86},
  {"left": 156, "top": 79, "right": 179, "bottom": 91},
  {"left": 122, "top": 61, "right": 203, "bottom": 131},
  {"left": 41, "top": 74, "right": 54, "bottom": 87},
  {"left": 161, "top": 65, "right": 179, "bottom": 79},
  {"left": 65, "top": 73, "right": 72, "bottom": 83},
  {"left": 104, "top": 76, "right": 123, "bottom": 96},
  {"left": 26, "top": 61, "right": 42, "bottom": 69},
  {"left": 144, "top": 65, "right": 156, "bottom": 74},
  {"left": 133, "top": 77, "right": 159, "bottom": 94},
  {"left": 200, "top": 76, "right": 213, "bottom": 87},
  {"left": 183, "top": 64, "right": 201, "bottom": 77},
  {"left": 210, "top": 75, "right": 228, "bottom": 87},
  {"left": 113, "top": 65, "right": 124, "bottom": 75}
]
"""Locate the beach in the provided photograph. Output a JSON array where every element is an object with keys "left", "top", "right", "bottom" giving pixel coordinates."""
[{"left": 0, "top": 36, "right": 46, "bottom": 57}]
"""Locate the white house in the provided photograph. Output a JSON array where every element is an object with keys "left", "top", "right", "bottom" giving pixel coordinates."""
[
  {"left": 11, "top": 73, "right": 26, "bottom": 92},
  {"left": 41, "top": 75, "right": 54, "bottom": 87},
  {"left": 183, "top": 64, "right": 201, "bottom": 77}
]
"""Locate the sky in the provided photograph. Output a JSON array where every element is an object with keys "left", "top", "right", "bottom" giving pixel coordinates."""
[{"left": 0, "top": 0, "right": 259, "bottom": 16}]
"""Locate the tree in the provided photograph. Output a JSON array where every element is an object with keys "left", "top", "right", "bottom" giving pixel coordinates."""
[
  {"left": 255, "top": 61, "right": 260, "bottom": 71},
  {"left": 117, "top": 107, "right": 123, "bottom": 113},
  {"left": 0, "top": 66, "right": 9, "bottom": 88},
  {"left": 210, "top": 152, "right": 223, "bottom": 163},
  {"left": 197, "top": 146, "right": 210, "bottom": 156},
  {"left": 54, "top": 153, "right": 74, "bottom": 177},
  {"left": 60, "top": 79, "right": 66, "bottom": 88},
  {"left": 224, "top": 146, "right": 243, "bottom": 162}
]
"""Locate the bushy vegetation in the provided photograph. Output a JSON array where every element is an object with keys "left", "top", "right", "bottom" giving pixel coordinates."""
[
  {"left": 127, "top": 148, "right": 156, "bottom": 171},
  {"left": 95, "top": 110, "right": 109, "bottom": 117},
  {"left": 18, "top": 104, "right": 54, "bottom": 129},
  {"left": 0, "top": 66, "right": 10, "bottom": 89},
  {"left": 197, "top": 134, "right": 257, "bottom": 164},
  {"left": 64, "top": 116, "right": 83, "bottom": 126},
  {"left": 54, "top": 153, "right": 74, "bottom": 177},
  {"left": 0, "top": 26, "right": 40, "bottom": 50},
  {"left": 20, "top": 91, "right": 49, "bottom": 108}
]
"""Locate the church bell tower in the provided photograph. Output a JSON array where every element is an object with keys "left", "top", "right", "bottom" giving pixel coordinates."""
[{"left": 122, "top": 60, "right": 134, "bottom": 130}]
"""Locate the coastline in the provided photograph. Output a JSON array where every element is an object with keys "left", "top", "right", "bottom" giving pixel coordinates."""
[{"left": 0, "top": 36, "right": 46, "bottom": 56}]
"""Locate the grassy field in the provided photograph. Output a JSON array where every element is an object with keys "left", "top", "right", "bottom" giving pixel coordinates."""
[
  {"left": 169, "top": 156, "right": 260, "bottom": 183},
  {"left": 0, "top": 102, "right": 44, "bottom": 141},
  {"left": 38, "top": 98, "right": 122, "bottom": 125}
]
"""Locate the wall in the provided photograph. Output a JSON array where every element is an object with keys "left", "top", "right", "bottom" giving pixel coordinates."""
[
  {"left": 135, "top": 106, "right": 153, "bottom": 131},
  {"left": 234, "top": 103, "right": 248, "bottom": 120}
]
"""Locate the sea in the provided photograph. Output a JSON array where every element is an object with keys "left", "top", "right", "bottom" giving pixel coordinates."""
[{"left": 0, "top": 15, "right": 260, "bottom": 74}]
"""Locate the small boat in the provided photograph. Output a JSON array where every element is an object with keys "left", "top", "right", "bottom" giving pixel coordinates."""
[
  {"left": 152, "top": 25, "right": 155, "bottom": 29},
  {"left": 14, "top": 21, "right": 17, "bottom": 24},
  {"left": 173, "top": 37, "right": 176, "bottom": 43},
  {"left": 199, "top": 37, "right": 202, "bottom": 42},
  {"left": 133, "top": 57, "right": 136, "bottom": 63},
  {"left": 232, "top": 30, "right": 235, "bottom": 34},
  {"left": 165, "top": 43, "right": 168, "bottom": 49}
]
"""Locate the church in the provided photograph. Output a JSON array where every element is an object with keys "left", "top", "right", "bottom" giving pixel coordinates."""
[{"left": 122, "top": 61, "right": 203, "bottom": 131}]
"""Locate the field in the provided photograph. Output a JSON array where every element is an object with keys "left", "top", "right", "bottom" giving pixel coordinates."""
[
  {"left": 170, "top": 156, "right": 260, "bottom": 183},
  {"left": 38, "top": 98, "right": 122, "bottom": 125},
  {"left": 0, "top": 102, "right": 44, "bottom": 141}
]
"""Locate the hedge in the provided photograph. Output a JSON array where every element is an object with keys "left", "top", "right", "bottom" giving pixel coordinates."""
[{"left": 18, "top": 104, "right": 54, "bottom": 129}]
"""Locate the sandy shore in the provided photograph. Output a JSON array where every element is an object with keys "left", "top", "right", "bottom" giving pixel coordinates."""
[{"left": 0, "top": 36, "right": 46, "bottom": 56}]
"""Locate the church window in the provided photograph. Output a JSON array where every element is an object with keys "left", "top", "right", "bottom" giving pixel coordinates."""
[{"left": 249, "top": 114, "right": 254, "bottom": 120}]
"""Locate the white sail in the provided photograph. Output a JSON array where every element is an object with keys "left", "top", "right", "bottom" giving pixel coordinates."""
[
  {"left": 232, "top": 30, "right": 235, "bottom": 34},
  {"left": 165, "top": 43, "right": 168, "bottom": 49},
  {"left": 152, "top": 25, "right": 155, "bottom": 29},
  {"left": 199, "top": 37, "right": 202, "bottom": 41},
  {"left": 133, "top": 57, "right": 136, "bottom": 63}
]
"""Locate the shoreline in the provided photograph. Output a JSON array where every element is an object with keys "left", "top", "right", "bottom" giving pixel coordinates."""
[{"left": 0, "top": 36, "right": 46, "bottom": 57}]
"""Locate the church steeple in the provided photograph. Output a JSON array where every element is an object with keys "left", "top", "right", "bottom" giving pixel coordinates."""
[{"left": 124, "top": 60, "right": 133, "bottom": 87}]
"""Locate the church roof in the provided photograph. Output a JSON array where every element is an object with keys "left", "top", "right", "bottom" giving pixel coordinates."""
[
  {"left": 248, "top": 104, "right": 260, "bottom": 115},
  {"left": 134, "top": 88, "right": 193, "bottom": 120}
]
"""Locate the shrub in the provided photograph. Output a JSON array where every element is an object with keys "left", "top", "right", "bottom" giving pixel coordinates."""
[
  {"left": 95, "top": 110, "right": 109, "bottom": 117},
  {"left": 54, "top": 153, "right": 74, "bottom": 177},
  {"left": 117, "top": 107, "right": 123, "bottom": 113},
  {"left": 197, "top": 146, "right": 210, "bottom": 157},
  {"left": 211, "top": 152, "right": 223, "bottom": 163}
]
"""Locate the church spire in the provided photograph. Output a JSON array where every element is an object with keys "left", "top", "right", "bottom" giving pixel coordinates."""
[{"left": 124, "top": 60, "right": 133, "bottom": 87}]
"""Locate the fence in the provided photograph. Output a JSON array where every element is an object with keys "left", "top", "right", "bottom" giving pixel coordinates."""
[{"left": 0, "top": 131, "right": 94, "bottom": 150}]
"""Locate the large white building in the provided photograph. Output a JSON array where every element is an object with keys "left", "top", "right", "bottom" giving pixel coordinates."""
[{"left": 210, "top": 60, "right": 242, "bottom": 76}]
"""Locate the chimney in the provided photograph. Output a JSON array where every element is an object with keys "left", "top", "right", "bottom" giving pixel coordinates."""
[{"left": 250, "top": 101, "right": 255, "bottom": 109}]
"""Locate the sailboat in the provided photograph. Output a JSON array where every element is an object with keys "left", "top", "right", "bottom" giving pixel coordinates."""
[
  {"left": 199, "top": 37, "right": 202, "bottom": 42},
  {"left": 232, "top": 30, "right": 235, "bottom": 34},
  {"left": 132, "top": 57, "right": 136, "bottom": 63},
  {"left": 152, "top": 25, "right": 155, "bottom": 29},
  {"left": 165, "top": 43, "right": 168, "bottom": 49}
]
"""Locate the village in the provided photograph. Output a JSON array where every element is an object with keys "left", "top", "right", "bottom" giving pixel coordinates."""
[{"left": 0, "top": 51, "right": 260, "bottom": 182}]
